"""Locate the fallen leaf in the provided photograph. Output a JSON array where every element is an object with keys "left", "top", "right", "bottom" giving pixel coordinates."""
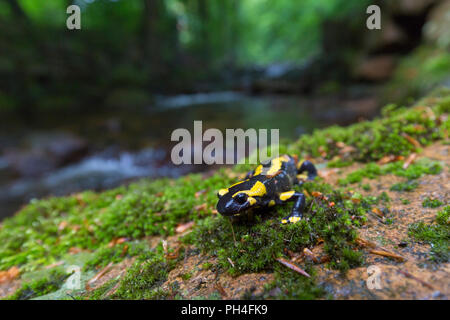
[
  {"left": 176, "top": 221, "right": 195, "bottom": 233},
  {"left": 402, "top": 153, "right": 417, "bottom": 169},
  {"left": 195, "top": 190, "right": 207, "bottom": 198},
  {"left": 107, "top": 237, "right": 128, "bottom": 248},
  {"left": 68, "top": 247, "right": 83, "bottom": 254},
  {"left": 194, "top": 203, "right": 208, "bottom": 212},
  {"left": 58, "top": 221, "right": 68, "bottom": 232},
  {"left": 303, "top": 248, "right": 319, "bottom": 263},
  {"left": 371, "top": 207, "right": 384, "bottom": 218},
  {"left": 45, "top": 261, "right": 64, "bottom": 269},
  {"left": 276, "top": 257, "right": 310, "bottom": 278},
  {"left": 227, "top": 258, "right": 235, "bottom": 268},
  {"left": 0, "top": 266, "right": 20, "bottom": 284}
]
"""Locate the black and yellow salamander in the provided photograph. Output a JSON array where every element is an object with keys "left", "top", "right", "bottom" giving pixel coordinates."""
[{"left": 216, "top": 155, "right": 318, "bottom": 224}]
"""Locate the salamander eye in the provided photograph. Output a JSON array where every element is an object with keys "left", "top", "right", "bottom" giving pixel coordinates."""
[{"left": 234, "top": 193, "right": 248, "bottom": 204}]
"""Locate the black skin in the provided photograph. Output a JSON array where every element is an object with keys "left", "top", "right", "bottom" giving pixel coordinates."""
[{"left": 216, "top": 155, "right": 317, "bottom": 224}]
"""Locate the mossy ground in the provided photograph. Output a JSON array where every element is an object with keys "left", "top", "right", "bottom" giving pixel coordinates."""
[{"left": 0, "top": 89, "right": 449, "bottom": 300}]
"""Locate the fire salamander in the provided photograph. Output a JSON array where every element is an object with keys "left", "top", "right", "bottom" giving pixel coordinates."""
[{"left": 216, "top": 155, "right": 317, "bottom": 224}]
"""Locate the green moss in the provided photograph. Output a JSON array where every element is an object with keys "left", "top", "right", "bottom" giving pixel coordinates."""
[
  {"left": 288, "top": 88, "right": 449, "bottom": 162},
  {"left": 408, "top": 206, "right": 449, "bottom": 262},
  {"left": 261, "top": 264, "right": 327, "bottom": 300},
  {"left": 184, "top": 181, "right": 367, "bottom": 275},
  {"left": 422, "top": 198, "right": 444, "bottom": 208},
  {"left": 338, "top": 158, "right": 442, "bottom": 186},
  {"left": 327, "top": 158, "right": 353, "bottom": 168},
  {"left": 109, "top": 244, "right": 181, "bottom": 300},
  {"left": 5, "top": 269, "right": 69, "bottom": 300},
  {"left": 0, "top": 170, "right": 234, "bottom": 272},
  {"left": 87, "top": 279, "right": 119, "bottom": 300},
  {"left": 201, "top": 263, "right": 214, "bottom": 272},
  {"left": 390, "top": 181, "right": 419, "bottom": 192},
  {"left": 83, "top": 240, "right": 150, "bottom": 271},
  {"left": 436, "top": 206, "right": 450, "bottom": 225},
  {"left": 0, "top": 89, "right": 448, "bottom": 300}
]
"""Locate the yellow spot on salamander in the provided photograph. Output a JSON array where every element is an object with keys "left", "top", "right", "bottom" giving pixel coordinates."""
[
  {"left": 254, "top": 165, "right": 263, "bottom": 176},
  {"left": 218, "top": 189, "right": 229, "bottom": 196},
  {"left": 279, "top": 190, "right": 295, "bottom": 201},
  {"left": 288, "top": 216, "right": 301, "bottom": 224},
  {"left": 268, "top": 200, "right": 276, "bottom": 207},
  {"left": 266, "top": 156, "right": 289, "bottom": 176},
  {"left": 297, "top": 173, "right": 308, "bottom": 180},
  {"left": 281, "top": 219, "right": 288, "bottom": 224},
  {"left": 247, "top": 197, "right": 256, "bottom": 206},
  {"left": 233, "top": 181, "right": 267, "bottom": 198},
  {"left": 228, "top": 180, "right": 247, "bottom": 188}
]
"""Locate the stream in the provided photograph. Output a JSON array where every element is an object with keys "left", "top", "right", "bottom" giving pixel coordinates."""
[{"left": 0, "top": 91, "right": 380, "bottom": 220}]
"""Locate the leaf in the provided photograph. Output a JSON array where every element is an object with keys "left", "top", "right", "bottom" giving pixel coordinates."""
[
  {"left": 402, "top": 153, "right": 417, "bottom": 169},
  {"left": 276, "top": 257, "right": 310, "bottom": 278},
  {"left": 0, "top": 266, "right": 20, "bottom": 284},
  {"left": 175, "top": 221, "right": 195, "bottom": 233}
]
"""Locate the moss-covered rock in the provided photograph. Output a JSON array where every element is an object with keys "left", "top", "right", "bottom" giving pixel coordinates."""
[{"left": 1, "top": 88, "right": 449, "bottom": 300}]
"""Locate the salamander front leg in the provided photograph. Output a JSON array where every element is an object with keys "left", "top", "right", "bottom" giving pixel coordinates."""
[
  {"left": 278, "top": 191, "right": 306, "bottom": 224},
  {"left": 297, "top": 160, "right": 318, "bottom": 183}
]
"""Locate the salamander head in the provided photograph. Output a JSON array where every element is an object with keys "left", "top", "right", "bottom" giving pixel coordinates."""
[
  {"left": 216, "top": 180, "right": 266, "bottom": 216},
  {"left": 216, "top": 191, "right": 254, "bottom": 216}
]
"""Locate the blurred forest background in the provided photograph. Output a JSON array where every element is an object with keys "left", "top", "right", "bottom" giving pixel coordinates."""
[{"left": 0, "top": 0, "right": 449, "bottom": 218}]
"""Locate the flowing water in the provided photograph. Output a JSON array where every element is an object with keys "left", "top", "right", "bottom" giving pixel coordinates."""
[{"left": 0, "top": 92, "right": 379, "bottom": 220}]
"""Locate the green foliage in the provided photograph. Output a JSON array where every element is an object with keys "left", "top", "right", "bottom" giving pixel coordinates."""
[
  {"left": 408, "top": 206, "right": 450, "bottom": 262},
  {"left": 261, "top": 264, "right": 326, "bottom": 300},
  {"left": 289, "top": 90, "right": 449, "bottom": 161},
  {"left": 5, "top": 269, "right": 69, "bottom": 300},
  {"left": 110, "top": 244, "right": 178, "bottom": 300},
  {"left": 0, "top": 170, "right": 234, "bottom": 272},
  {"left": 422, "top": 198, "right": 444, "bottom": 208},
  {"left": 338, "top": 158, "right": 442, "bottom": 186},
  {"left": 184, "top": 180, "right": 367, "bottom": 275},
  {"left": 390, "top": 181, "right": 419, "bottom": 192},
  {"left": 384, "top": 46, "right": 450, "bottom": 103},
  {"left": 0, "top": 90, "right": 448, "bottom": 299}
]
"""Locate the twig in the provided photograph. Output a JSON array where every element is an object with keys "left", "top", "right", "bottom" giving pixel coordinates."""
[
  {"left": 398, "top": 269, "right": 435, "bottom": 290},
  {"left": 214, "top": 282, "right": 228, "bottom": 299},
  {"left": 228, "top": 217, "right": 237, "bottom": 246},
  {"left": 369, "top": 249, "right": 405, "bottom": 262}
]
